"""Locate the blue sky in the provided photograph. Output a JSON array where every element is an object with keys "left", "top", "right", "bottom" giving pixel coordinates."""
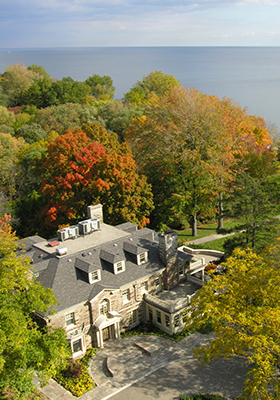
[{"left": 1, "top": 0, "right": 280, "bottom": 48}]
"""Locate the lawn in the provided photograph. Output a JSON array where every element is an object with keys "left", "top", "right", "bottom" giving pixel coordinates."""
[{"left": 176, "top": 219, "right": 237, "bottom": 244}]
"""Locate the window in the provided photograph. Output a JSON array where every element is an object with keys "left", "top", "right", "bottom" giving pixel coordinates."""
[
  {"left": 165, "top": 314, "right": 170, "bottom": 328},
  {"left": 138, "top": 252, "right": 147, "bottom": 265},
  {"left": 130, "top": 310, "right": 138, "bottom": 326},
  {"left": 156, "top": 310, "right": 161, "bottom": 324},
  {"left": 99, "top": 299, "right": 109, "bottom": 316},
  {"left": 179, "top": 265, "right": 184, "bottom": 277},
  {"left": 90, "top": 270, "right": 99, "bottom": 283},
  {"left": 155, "top": 277, "right": 161, "bottom": 292},
  {"left": 148, "top": 307, "right": 153, "bottom": 321},
  {"left": 114, "top": 261, "right": 125, "bottom": 274},
  {"left": 122, "top": 289, "right": 130, "bottom": 304},
  {"left": 65, "top": 312, "right": 74, "bottom": 326},
  {"left": 174, "top": 314, "right": 180, "bottom": 328},
  {"left": 140, "top": 281, "right": 148, "bottom": 294},
  {"left": 72, "top": 338, "right": 82, "bottom": 353}
]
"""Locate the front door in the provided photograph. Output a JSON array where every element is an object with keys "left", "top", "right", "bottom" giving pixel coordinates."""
[{"left": 102, "top": 327, "right": 110, "bottom": 342}]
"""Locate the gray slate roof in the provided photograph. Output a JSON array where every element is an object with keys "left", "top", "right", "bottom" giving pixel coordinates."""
[{"left": 26, "top": 224, "right": 165, "bottom": 313}]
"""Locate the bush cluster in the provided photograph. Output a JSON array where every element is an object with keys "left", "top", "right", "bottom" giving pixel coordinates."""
[
  {"left": 55, "top": 362, "right": 94, "bottom": 397},
  {"left": 54, "top": 348, "right": 98, "bottom": 397},
  {"left": 179, "top": 394, "right": 228, "bottom": 400}
]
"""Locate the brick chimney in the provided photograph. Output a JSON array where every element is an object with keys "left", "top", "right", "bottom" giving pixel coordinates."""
[
  {"left": 158, "top": 231, "right": 179, "bottom": 290},
  {"left": 87, "top": 204, "right": 103, "bottom": 223}
]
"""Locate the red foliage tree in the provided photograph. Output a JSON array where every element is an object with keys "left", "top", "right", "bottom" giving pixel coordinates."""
[{"left": 36, "top": 130, "right": 153, "bottom": 232}]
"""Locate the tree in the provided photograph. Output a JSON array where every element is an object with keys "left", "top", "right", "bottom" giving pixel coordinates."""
[
  {"left": 34, "top": 129, "right": 153, "bottom": 235},
  {"left": 1, "top": 62, "right": 41, "bottom": 105},
  {"left": 16, "top": 123, "right": 48, "bottom": 144},
  {"left": 85, "top": 74, "right": 115, "bottom": 100},
  {"left": 123, "top": 70, "right": 182, "bottom": 105},
  {"left": 126, "top": 87, "right": 272, "bottom": 233},
  {"left": 222, "top": 171, "right": 280, "bottom": 256},
  {"left": 185, "top": 246, "right": 280, "bottom": 399},
  {"left": 126, "top": 87, "right": 225, "bottom": 235},
  {"left": 0, "top": 132, "right": 25, "bottom": 201},
  {"left": 34, "top": 103, "right": 83, "bottom": 134},
  {"left": 0, "top": 215, "right": 70, "bottom": 397}
]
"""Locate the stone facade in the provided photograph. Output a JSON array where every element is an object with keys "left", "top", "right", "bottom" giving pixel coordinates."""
[{"left": 25, "top": 205, "right": 209, "bottom": 359}]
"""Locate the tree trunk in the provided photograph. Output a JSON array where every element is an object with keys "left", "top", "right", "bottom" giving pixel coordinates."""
[
  {"left": 218, "top": 192, "right": 224, "bottom": 230},
  {"left": 191, "top": 214, "right": 198, "bottom": 237}
]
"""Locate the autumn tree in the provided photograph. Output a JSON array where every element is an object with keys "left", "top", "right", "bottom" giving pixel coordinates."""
[
  {"left": 126, "top": 87, "right": 273, "bottom": 233},
  {"left": 0, "top": 215, "right": 70, "bottom": 397},
  {"left": 126, "top": 87, "right": 226, "bottom": 235},
  {"left": 185, "top": 246, "right": 280, "bottom": 399},
  {"left": 34, "top": 129, "right": 153, "bottom": 235},
  {"left": 123, "top": 70, "right": 182, "bottom": 105}
]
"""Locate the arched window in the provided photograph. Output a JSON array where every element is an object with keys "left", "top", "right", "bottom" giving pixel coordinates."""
[{"left": 99, "top": 299, "right": 109, "bottom": 316}]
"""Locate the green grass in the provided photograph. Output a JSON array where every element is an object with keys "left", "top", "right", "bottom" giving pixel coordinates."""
[
  {"left": 176, "top": 219, "right": 238, "bottom": 244},
  {"left": 189, "top": 237, "right": 228, "bottom": 252}
]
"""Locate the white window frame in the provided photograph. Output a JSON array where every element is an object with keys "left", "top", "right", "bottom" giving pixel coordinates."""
[
  {"left": 70, "top": 335, "right": 85, "bottom": 356},
  {"left": 155, "top": 277, "right": 161, "bottom": 292},
  {"left": 65, "top": 312, "right": 75, "bottom": 327},
  {"left": 140, "top": 281, "right": 148, "bottom": 294},
  {"left": 99, "top": 299, "right": 109, "bottom": 316},
  {"left": 122, "top": 288, "right": 130, "bottom": 304},
  {"left": 174, "top": 314, "right": 180, "bottom": 328},
  {"left": 89, "top": 269, "right": 100, "bottom": 284},
  {"left": 130, "top": 309, "right": 138, "bottom": 326},
  {"left": 114, "top": 260, "right": 125, "bottom": 274},
  {"left": 137, "top": 252, "right": 148, "bottom": 265},
  {"left": 165, "top": 314, "right": 170, "bottom": 328}
]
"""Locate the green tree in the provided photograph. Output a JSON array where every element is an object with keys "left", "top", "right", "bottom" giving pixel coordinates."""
[
  {"left": 34, "top": 103, "right": 82, "bottom": 134},
  {"left": 123, "top": 70, "right": 182, "bottom": 105},
  {"left": 0, "top": 132, "right": 25, "bottom": 201},
  {"left": 1, "top": 62, "right": 41, "bottom": 106},
  {"left": 126, "top": 87, "right": 225, "bottom": 235},
  {"left": 0, "top": 215, "right": 70, "bottom": 397},
  {"left": 85, "top": 74, "right": 115, "bottom": 100},
  {"left": 185, "top": 247, "right": 280, "bottom": 399},
  {"left": 222, "top": 171, "right": 280, "bottom": 256},
  {"left": 16, "top": 123, "right": 48, "bottom": 144}
]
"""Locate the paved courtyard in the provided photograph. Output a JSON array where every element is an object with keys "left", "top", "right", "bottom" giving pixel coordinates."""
[{"left": 36, "top": 332, "right": 249, "bottom": 400}]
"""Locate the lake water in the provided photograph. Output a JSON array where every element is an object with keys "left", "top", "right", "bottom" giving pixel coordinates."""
[{"left": 0, "top": 47, "right": 280, "bottom": 130}]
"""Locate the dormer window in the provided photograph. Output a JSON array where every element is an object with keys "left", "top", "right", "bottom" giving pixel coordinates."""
[
  {"left": 89, "top": 270, "right": 101, "bottom": 284},
  {"left": 114, "top": 260, "right": 125, "bottom": 274},
  {"left": 123, "top": 241, "right": 148, "bottom": 265},
  {"left": 137, "top": 252, "right": 148, "bottom": 265}
]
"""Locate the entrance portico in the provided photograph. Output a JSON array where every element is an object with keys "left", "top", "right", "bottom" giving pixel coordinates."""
[{"left": 94, "top": 312, "right": 122, "bottom": 348}]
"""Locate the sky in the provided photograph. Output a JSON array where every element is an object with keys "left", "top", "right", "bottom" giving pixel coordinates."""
[{"left": 1, "top": 0, "right": 280, "bottom": 48}]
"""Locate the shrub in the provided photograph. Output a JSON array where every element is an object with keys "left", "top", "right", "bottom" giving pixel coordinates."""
[
  {"left": 54, "top": 349, "right": 98, "bottom": 397},
  {"left": 179, "top": 394, "right": 228, "bottom": 400},
  {"left": 54, "top": 363, "right": 94, "bottom": 397}
]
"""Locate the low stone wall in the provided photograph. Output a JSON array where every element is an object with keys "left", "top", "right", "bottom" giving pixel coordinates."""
[{"left": 178, "top": 246, "right": 224, "bottom": 259}]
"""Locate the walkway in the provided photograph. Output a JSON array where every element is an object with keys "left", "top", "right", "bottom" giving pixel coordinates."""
[{"left": 35, "top": 332, "right": 248, "bottom": 400}]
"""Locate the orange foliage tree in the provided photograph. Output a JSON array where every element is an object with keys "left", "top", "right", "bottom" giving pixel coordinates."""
[{"left": 126, "top": 87, "right": 272, "bottom": 233}]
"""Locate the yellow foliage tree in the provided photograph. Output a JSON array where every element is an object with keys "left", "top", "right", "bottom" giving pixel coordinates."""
[{"left": 185, "top": 246, "right": 280, "bottom": 399}]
